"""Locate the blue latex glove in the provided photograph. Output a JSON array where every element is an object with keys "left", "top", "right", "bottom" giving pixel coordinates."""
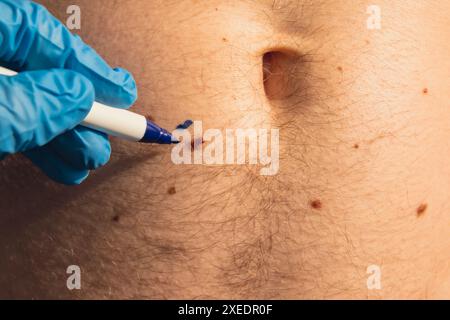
[{"left": 0, "top": 0, "right": 137, "bottom": 184}]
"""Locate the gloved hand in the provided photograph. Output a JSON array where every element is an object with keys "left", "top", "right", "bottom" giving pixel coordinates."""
[{"left": 0, "top": 0, "right": 137, "bottom": 184}]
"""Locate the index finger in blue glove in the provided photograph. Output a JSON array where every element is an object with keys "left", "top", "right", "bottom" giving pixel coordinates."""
[
  {"left": 24, "top": 143, "right": 90, "bottom": 185},
  {"left": 0, "top": 0, "right": 137, "bottom": 108},
  {"left": 48, "top": 126, "right": 111, "bottom": 170},
  {"left": 0, "top": 68, "right": 94, "bottom": 157}
]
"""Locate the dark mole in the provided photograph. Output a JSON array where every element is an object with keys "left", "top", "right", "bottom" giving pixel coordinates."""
[
  {"left": 146, "top": 114, "right": 155, "bottom": 122},
  {"left": 416, "top": 203, "right": 428, "bottom": 216},
  {"left": 353, "top": 143, "right": 359, "bottom": 149},
  {"left": 310, "top": 199, "right": 322, "bottom": 210},
  {"left": 112, "top": 215, "right": 120, "bottom": 222},
  {"left": 191, "top": 137, "right": 204, "bottom": 151},
  {"left": 167, "top": 186, "right": 176, "bottom": 195},
  {"left": 337, "top": 66, "right": 343, "bottom": 72},
  {"left": 422, "top": 88, "right": 428, "bottom": 95},
  {"left": 222, "top": 37, "right": 228, "bottom": 42}
]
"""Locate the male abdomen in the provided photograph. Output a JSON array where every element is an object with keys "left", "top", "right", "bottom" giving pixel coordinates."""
[{"left": 0, "top": 0, "right": 449, "bottom": 299}]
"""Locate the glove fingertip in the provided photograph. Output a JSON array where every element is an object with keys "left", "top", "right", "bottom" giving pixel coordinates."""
[
  {"left": 82, "top": 134, "right": 111, "bottom": 170},
  {"left": 50, "top": 169, "right": 89, "bottom": 186},
  {"left": 48, "top": 127, "right": 111, "bottom": 170},
  {"left": 59, "top": 69, "right": 96, "bottom": 114},
  {"left": 97, "top": 67, "right": 138, "bottom": 109},
  {"left": 114, "top": 67, "right": 137, "bottom": 89},
  {"left": 65, "top": 172, "right": 90, "bottom": 186},
  {"left": 24, "top": 147, "right": 90, "bottom": 185}
]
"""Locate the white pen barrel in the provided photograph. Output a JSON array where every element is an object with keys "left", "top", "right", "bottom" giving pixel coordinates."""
[
  {"left": 82, "top": 102, "right": 147, "bottom": 141},
  {"left": 0, "top": 66, "right": 16, "bottom": 76},
  {"left": 0, "top": 66, "right": 148, "bottom": 141}
]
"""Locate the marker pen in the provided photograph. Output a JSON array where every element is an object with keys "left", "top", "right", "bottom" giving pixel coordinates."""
[{"left": 0, "top": 66, "right": 178, "bottom": 144}]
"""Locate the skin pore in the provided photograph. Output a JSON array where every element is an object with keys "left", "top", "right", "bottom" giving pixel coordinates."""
[{"left": 0, "top": 0, "right": 450, "bottom": 298}]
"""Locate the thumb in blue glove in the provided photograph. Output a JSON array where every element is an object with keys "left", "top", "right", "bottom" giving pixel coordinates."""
[{"left": 0, "top": 0, "right": 138, "bottom": 185}]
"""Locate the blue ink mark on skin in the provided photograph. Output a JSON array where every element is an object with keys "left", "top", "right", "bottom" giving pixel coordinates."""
[{"left": 176, "top": 120, "right": 194, "bottom": 130}]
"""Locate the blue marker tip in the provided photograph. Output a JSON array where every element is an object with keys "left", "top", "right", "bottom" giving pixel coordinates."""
[
  {"left": 140, "top": 120, "right": 179, "bottom": 144},
  {"left": 176, "top": 119, "right": 194, "bottom": 130}
]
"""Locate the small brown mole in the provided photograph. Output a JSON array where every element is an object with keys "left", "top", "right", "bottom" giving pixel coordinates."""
[
  {"left": 167, "top": 186, "right": 176, "bottom": 195},
  {"left": 337, "top": 66, "right": 343, "bottom": 73},
  {"left": 310, "top": 199, "right": 323, "bottom": 210},
  {"left": 353, "top": 143, "right": 359, "bottom": 149},
  {"left": 416, "top": 203, "right": 428, "bottom": 216},
  {"left": 222, "top": 37, "right": 228, "bottom": 42},
  {"left": 422, "top": 88, "right": 428, "bottom": 95},
  {"left": 146, "top": 114, "right": 155, "bottom": 122},
  {"left": 191, "top": 137, "right": 204, "bottom": 151},
  {"left": 112, "top": 215, "right": 120, "bottom": 222}
]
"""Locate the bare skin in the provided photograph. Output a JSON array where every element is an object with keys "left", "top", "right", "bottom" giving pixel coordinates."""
[{"left": 0, "top": 0, "right": 449, "bottom": 299}]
